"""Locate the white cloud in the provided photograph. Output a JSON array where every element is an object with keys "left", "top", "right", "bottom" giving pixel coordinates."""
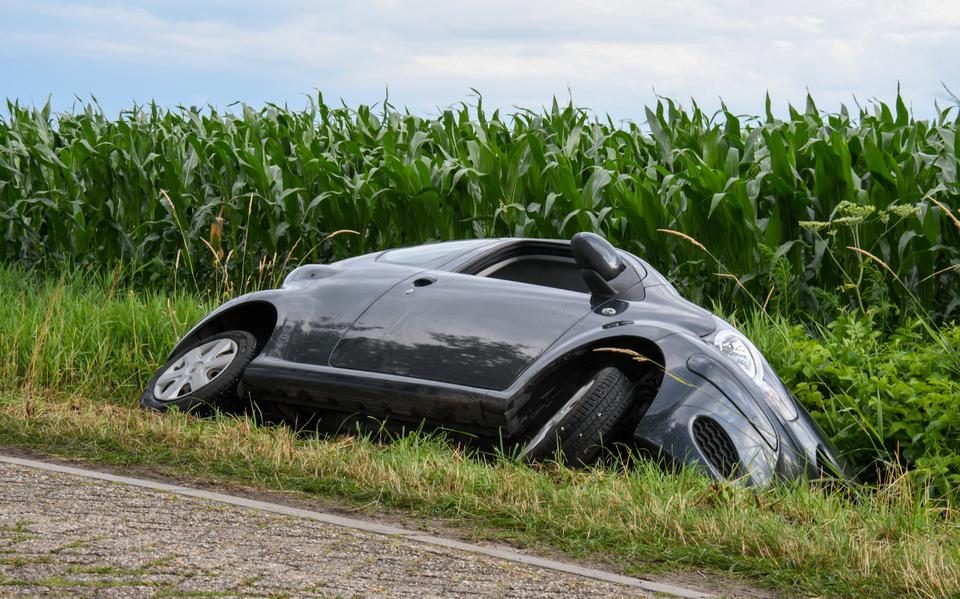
[{"left": 2, "top": 0, "right": 957, "bottom": 117}]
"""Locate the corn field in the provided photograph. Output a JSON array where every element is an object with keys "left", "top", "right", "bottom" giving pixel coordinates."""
[{"left": 0, "top": 94, "right": 958, "bottom": 319}]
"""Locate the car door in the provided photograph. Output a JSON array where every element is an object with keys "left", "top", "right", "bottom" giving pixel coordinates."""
[{"left": 330, "top": 270, "right": 592, "bottom": 390}]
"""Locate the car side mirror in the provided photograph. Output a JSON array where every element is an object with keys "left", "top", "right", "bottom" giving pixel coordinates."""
[{"left": 571, "top": 232, "right": 642, "bottom": 302}]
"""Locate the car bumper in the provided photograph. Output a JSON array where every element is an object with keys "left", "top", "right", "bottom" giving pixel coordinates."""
[{"left": 632, "top": 332, "right": 848, "bottom": 486}]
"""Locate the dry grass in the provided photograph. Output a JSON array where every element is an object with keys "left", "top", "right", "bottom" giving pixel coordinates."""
[{"left": 0, "top": 389, "right": 958, "bottom": 598}]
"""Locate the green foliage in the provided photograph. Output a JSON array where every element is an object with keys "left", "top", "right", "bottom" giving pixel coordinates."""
[
  {"left": 0, "top": 94, "right": 957, "bottom": 317},
  {"left": 743, "top": 311, "right": 960, "bottom": 496}
]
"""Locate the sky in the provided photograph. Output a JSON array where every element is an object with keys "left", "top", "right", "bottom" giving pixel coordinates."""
[{"left": 2, "top": 0, "right": 959, "bottom": 121}]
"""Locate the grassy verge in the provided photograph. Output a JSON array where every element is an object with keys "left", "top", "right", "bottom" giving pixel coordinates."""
[{"left": 1, "top": 267, "right": 959, "bottom": 598}]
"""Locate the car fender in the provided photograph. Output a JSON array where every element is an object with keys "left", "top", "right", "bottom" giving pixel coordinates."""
[
  {"left": 630, "top": 331, "right": 780, "bottom": 485},
  {"left": 166, "top": 290, "right": 285, "bottom": 361},
  {"left": 497, "top": 317, "right": 702, "bottom": 436},
  {"left": 632, "top": 331, "right": 849, "bottom": 485},
  {"left": 510, "top": 322, "right": 806, "bottom": 485}
]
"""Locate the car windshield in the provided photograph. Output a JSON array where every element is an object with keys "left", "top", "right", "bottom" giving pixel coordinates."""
[{"left": 378, "top": 239, "right": 491, "bottom": 267}]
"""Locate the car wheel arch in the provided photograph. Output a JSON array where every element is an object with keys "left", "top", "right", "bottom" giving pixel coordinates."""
[
  {"left": 168, "top": 300, "right": 278, "bottom": 360},
  {"left": 511, "top": 335, "right": 666, "bottom": 439}
]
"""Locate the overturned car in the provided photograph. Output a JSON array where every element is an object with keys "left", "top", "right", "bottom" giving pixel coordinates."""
[{"left": 142, "top": 233, "right": 848, "bottom": 485}]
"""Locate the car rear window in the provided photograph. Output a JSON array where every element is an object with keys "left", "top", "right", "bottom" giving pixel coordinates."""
[{"left": 378, "top": 239, "right": 491, "bottom": 267}]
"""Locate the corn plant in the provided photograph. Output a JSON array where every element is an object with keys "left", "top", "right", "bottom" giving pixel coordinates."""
[{"left": 0, "top": 94, "right": 957, "bottom": 319}]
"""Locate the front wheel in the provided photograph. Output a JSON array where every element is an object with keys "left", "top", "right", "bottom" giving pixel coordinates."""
[
  {"left": 141, "top": 330, "right": 258, "bottom": 413},
  {"left": 520, "top": 366, "right": 633, "bottom": 466}
]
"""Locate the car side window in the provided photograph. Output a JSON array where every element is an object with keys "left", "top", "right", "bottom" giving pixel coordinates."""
[{"left": 479, "top": 256, "right": 589, "bottom": 293}]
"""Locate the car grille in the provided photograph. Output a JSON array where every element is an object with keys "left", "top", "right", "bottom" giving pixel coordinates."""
[{"left": 693, "top": 417, "right": 740, "bottom": 478}]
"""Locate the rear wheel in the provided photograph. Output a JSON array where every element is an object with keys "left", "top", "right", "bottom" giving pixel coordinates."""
[
  {"left": 521, "top": 366, "right": 633, "bottom": 466},
  {"left": 141, "top": 330, "right": 258, "bottom": 413}
]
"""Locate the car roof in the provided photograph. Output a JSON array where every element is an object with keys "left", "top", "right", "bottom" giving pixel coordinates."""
[
  {"left": 370, "top": 238, "right": 568, "bottom": 270},
  {"left": 437, "top": 237, "right": 653, "bottom": 282},
  {"left": 334, "top": 237, "right": 656, "bottom": 283}
]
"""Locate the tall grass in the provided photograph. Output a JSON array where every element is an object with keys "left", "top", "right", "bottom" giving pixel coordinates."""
[
  {"left": 0, "top": 266, "right": 209, "bottom": 396},
  {"left": 1, "top": 94, "right": 957, "bottom": 318},
  {"left": 1, "top": 263, "right": 958, "bottom": 496}
]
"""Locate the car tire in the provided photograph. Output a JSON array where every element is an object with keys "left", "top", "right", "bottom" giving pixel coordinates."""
[
  {"left": 140, "top": 330, "right": 258, "bottom": 413},
  {"left": 521, "top": 366, "right": 633, "bottom": 466}
]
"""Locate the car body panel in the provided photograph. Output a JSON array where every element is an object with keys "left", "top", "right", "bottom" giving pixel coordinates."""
[
  {"left": 331, "top": 270, "right": 592, "bottom": 389},
  {"left": 262, "top": 262, "right": 426, "bottom": 365},
  {"left": 167, "top": 236, "right": 848, "bottom": 485},
  {"left": 632, "top": 331, "right": 848, "bottom": 484}
]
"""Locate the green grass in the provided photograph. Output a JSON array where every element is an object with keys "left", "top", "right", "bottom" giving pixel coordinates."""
[
  {"left": 1, "top": 267, "right": 959, "bottom": 597},
  {"left": 3, "top": 261, "right": 958, "bottom": 495},
  {"left": 1, "top": 94, "right": 958, "bottom": 319},
  {"left": 0, "top": 266, "right": 210, "bottom": 396}
]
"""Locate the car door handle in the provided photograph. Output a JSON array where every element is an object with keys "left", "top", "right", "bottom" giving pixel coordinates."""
[{"left": 413, "top": 276, "right": 437, "bottom": 287}]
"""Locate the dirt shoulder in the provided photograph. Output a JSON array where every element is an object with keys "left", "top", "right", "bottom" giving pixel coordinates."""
[
  {"left": 0, "top": 445, "right": 776, "bottom": 598},
  {"left": 0, "top": 458, "right": 669, "bottom": 598}
]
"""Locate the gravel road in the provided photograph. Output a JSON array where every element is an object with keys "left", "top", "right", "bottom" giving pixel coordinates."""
[{"left": 0, "top": 460, "right": 659, "bottom": 598}]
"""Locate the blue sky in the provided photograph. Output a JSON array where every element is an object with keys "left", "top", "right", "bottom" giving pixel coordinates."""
[{"left": 2, "top": 0, "right": 959, "bottom": 120}]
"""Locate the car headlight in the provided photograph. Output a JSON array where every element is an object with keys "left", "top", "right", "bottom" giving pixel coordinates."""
[
  {"left": 713, "top": 327, "right": 763, "bottom": 382},
  {"left": 757, "top": 372, "right": 799, "bottom": 422},
  {"left": 710, "top": 317, "right": 798, "bottom": 421}
]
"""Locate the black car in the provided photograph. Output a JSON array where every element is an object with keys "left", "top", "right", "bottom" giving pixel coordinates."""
[{"left": 142, "top": 233, "right": 847, "bottom": 485}]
